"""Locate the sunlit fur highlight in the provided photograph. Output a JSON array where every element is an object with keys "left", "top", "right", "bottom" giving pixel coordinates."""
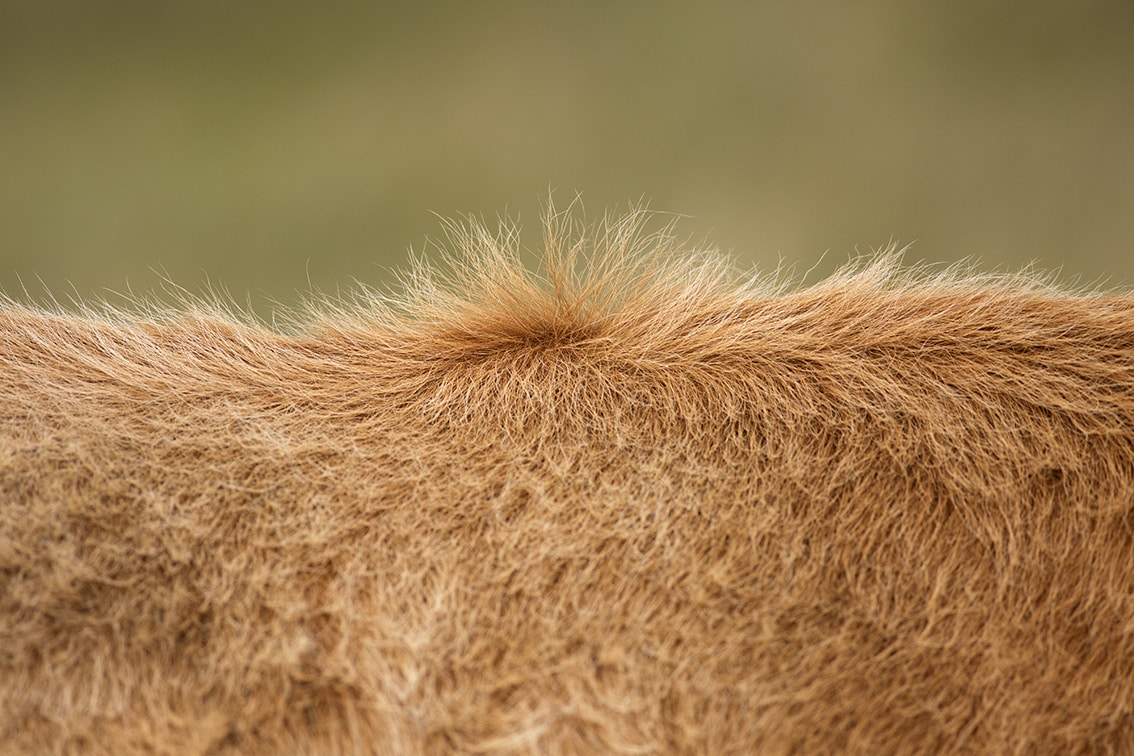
[{"left": 2, "top": 211, "right": 1134, "bottom": 754}]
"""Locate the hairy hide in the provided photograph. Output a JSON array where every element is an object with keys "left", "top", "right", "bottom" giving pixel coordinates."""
[{"left": 2, "top": 214, "right": 1134, "bottom": 754}]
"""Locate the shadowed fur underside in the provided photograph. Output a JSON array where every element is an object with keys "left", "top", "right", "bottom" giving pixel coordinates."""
[{"left": 2, "top": 212, "right": 1134, "bottom": 754}]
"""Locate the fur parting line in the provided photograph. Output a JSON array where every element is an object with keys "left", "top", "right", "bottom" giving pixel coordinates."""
[{"left": 2, "top": 210, "right": 1134, "bottom": 754}]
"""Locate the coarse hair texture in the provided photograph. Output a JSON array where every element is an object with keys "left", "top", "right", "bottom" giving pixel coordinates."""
[{"left": 2, "top": 209, "right": 1134, "bottom": 755}]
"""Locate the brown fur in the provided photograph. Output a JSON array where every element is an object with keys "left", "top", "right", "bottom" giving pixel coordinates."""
[{"left": 3, "top": 211, "right": 1134, "bottom": 754}]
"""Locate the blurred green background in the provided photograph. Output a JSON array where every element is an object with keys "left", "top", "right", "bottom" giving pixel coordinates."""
[{"left": 2, "top": 1, "right": 1132, "bottom": 317}]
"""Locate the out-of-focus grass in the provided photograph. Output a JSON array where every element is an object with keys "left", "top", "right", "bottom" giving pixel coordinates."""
[{"left": 1, "top": 1, "right": 1132, "bottom": 318}]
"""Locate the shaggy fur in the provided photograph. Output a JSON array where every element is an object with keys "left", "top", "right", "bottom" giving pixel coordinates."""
[{"left": 2, "top": 212, "right": 1134, "bottom": 754}]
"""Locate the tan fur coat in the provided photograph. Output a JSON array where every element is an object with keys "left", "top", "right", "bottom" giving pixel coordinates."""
[{"left": 3, "top": 213, "right": 1133, "bottom": 754}]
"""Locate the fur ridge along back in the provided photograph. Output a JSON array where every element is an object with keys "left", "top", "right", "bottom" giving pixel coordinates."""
[{"left": 2, "top": 212, "right": 1134, "bottom": 754}]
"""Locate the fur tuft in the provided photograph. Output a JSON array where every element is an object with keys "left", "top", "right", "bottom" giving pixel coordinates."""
[{"left": 3, "top": 212, "right": 1134, "bottom": 754}]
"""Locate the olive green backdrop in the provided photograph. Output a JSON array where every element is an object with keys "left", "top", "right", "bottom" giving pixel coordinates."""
[{"left": 2, "top": 1, "right": 1132, "bottom": 317}]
